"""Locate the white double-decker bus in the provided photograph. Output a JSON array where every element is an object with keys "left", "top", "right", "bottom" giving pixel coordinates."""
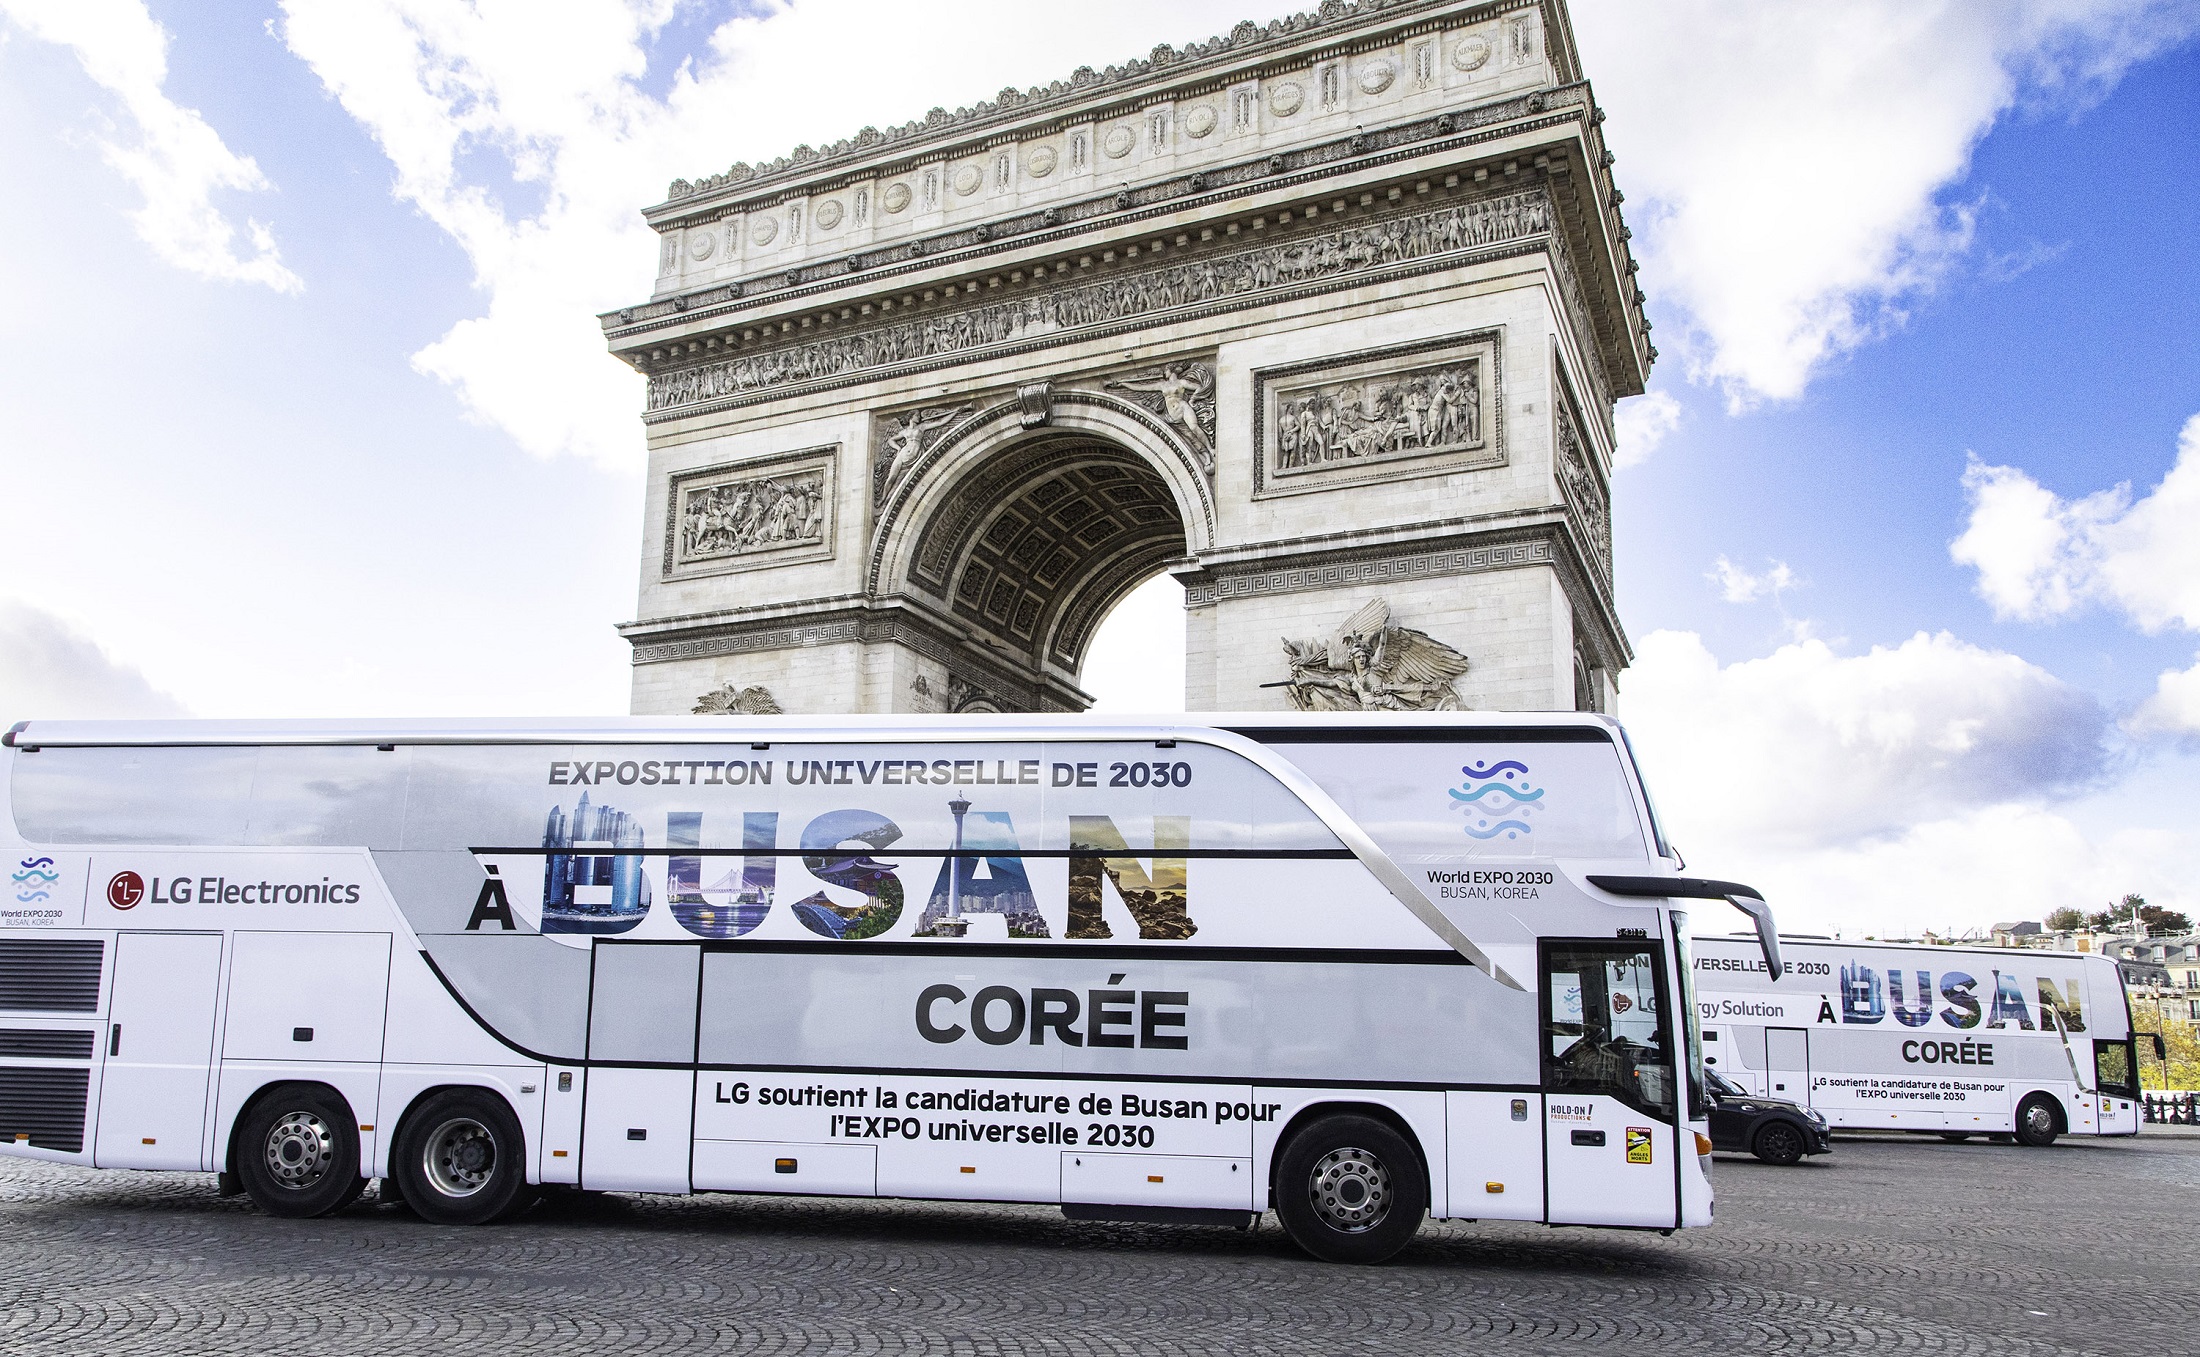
[
  {"left": 1693, "top": 936, "right": 2142, "bottom": 1145},
  {"left": 0, "top": 713, "right": 1780, "bottom": 1262}
]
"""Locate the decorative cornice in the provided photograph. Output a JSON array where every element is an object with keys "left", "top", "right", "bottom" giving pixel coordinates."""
[
  {"left": 622, "top": 602, "right": 1085, "bottom": 714},
  {"left": 610, "top": 85, "right": 1584, "bottom": 334},
  {"left": 1182, "top": 532, "right": 1555, "bottom": 607},
  {"left": 1176, "top": 515, "right": 1631, "bottom": 668},
  {"left": 654, "top": 0, "right": 1522, "bottom": 213}
]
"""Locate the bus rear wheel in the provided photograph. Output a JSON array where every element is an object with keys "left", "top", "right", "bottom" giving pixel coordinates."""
[
  {"left": 2013, "top": 1094, "right": 2061, "bottom": 1148},
  {"left": 394, "top": 1089, "right": 532, "bottom": 1225},
  {"left": 237, "top": 1083, "right": 365, "bottom": 1218},
  {"left": 1274, "top": 1114, "right": 1427, "bottom": 1264}
]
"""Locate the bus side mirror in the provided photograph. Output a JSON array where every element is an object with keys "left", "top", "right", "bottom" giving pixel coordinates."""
[
  {"left": 2151, "top": 1033, "right": 2167, "bottom": 1060},
  {"left": 1725, "top": 893, "right": 1783, "bottom": 980}
]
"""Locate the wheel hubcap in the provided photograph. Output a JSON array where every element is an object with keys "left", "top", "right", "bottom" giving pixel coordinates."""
[
  {"left": 2024, "top": 1104, "right": 2053, "bottom": 1135},
  {"left": 263, "top": 1111, "right": 336, "bottom": 1190},
  {"left": 1308, "top": 1147, "right": 1391, "bottom": 1232},
  {"left": 423, "top": 1117, "right": 498, "bottom": 1198}
]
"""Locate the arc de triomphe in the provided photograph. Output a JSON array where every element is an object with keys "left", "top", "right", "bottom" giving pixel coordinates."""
[{"left": 604, "top": 0, "right": 1647, "bottom": 716}]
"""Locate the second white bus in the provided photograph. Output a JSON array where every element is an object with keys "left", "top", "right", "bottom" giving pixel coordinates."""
[{"left": 1693, "top": 936, "right": 2141, "bottom": 1145}]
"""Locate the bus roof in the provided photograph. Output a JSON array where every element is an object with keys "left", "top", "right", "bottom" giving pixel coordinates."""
[{"left": 5, "top": 711, "right": 1625, "bottom": 749}]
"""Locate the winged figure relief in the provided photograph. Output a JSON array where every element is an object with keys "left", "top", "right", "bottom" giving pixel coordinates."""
[
  {"left": 1106, "top": 363, "right": 1217, "bottom": 472},
  {"left": 1274, "top": 598, "right": 1470, "bottom": 711},
  {"left": 693, "top": 683, "right": 785, "bottom": 716}
]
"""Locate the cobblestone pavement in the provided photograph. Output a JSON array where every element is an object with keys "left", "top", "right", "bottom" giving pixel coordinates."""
[{"left": 1, "top": 1129, "right": 2194, "bottom": 1356}]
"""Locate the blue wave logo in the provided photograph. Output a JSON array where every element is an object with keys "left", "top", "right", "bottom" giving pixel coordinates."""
[
  {"left": 1449, "top": 762, "right": 1542, "bottom": 842},
  {"left": 14, "top": 857, "right": 59, "bottom": 904}
]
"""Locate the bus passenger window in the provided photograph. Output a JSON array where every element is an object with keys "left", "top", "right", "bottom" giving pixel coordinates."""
[{"left": 1540, "top": 943, "right": 1675, "bottom": 1120}]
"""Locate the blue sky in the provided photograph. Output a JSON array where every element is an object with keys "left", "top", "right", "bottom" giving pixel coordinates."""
[{"left": 2, "top": 0, "right": 2198, "bottom": 937}]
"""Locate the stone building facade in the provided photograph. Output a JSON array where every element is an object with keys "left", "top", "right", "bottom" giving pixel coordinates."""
[{"left": 604, "top": 0, "right": 1650, "bottom": 715}]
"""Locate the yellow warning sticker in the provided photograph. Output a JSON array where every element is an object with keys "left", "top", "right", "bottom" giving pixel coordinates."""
[{"left": 1625, "top": 1127, "right": 1653, "bottom": 1164}]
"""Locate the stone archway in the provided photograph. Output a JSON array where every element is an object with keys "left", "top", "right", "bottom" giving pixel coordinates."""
[
  {"left": 611, "top": 1, "right": 1648, "bottom": 717},
  {"left": 864, "top": 391, "right": 1205, "bottom": 712}
]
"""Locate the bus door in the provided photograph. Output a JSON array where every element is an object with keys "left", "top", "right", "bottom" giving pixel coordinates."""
[
  {"left": 1540, "top": 941, "right": 1678, "bottom": 1228},
  {"left": 95, "top": 932, "right": 223, "bottom": 1170},
  {"left": 580, "top": 942, "right": 699, "bottom": 1194},
  {"left": 1765, "top": 1027, "right": 1809, "bottom": 1100}
]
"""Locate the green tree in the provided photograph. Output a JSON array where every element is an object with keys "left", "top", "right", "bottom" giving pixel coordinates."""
[
  {"left": 2044, "top": 907, "right": 2085, "bottom": 932},
  {"left": 2085, "top": 894, "right": 2192, "bottom": 934},
  {"left": 2136, "top": 1009, "right": 2200, "bottom": 1091}
]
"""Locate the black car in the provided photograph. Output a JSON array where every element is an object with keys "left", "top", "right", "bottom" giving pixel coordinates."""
[{"left": 1705, "top": 1068, "right": 1833, "bottom": 1165}]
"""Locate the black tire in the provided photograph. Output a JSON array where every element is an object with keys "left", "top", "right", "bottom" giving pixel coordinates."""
[
  {"left": 2014, "top": 1094, "right": 2061, "bottom": 1148},
  {"left": 1937, "top": 1132, "right": 1974, "bottom": 1142},
  {"left": 235, "top": 1083, "right": 364, "bottom": 1219},
  {"left": 1751, "top": 1121, "right": 1807, "bottom": 1166},
  {"left": 393, "top": 1089, "right": 532, "bottom": 1225},
  {"left": 1273, "top": 1114, "right": 1427, "bottom": 1264}
]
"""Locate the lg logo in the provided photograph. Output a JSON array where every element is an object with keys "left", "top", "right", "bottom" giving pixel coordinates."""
[{"left": 105, "top": 872, "right": 145, "bottom": 910}]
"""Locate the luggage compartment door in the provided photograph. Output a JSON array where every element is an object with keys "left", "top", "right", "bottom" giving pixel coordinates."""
[{"left": 95, "top": 932, "right": 223, "bottom": 1170}]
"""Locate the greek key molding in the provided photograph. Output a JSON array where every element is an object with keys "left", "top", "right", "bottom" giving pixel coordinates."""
[
  {"left": 643, "top": 188, "right": 1555, "bottom": 421},
  {"left": 1183, "top": 536, "right": 1555, "bottom": 608},
  {"left": 626, "top": 607, "right": 1061, "bottom": 713}
]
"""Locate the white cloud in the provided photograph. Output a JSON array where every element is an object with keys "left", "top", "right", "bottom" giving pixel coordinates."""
[
  {"left": 1708, "top": 556, "right": 1797, "bottom": 605},
  {"left": 1613, "top": 388, "right": 1681, "bottom": 470},
  {"left": 2129, "top": 653, "right": 2200, "bottom": 738},
  {"left": 1951, "top": 413, "right": 2200, "bottom": 631},
  {"left": 1573, "top": 0, "right": 2200, "bottom": 406},
  {"left": 0, "top": 0, "right": 301, "bottom": 292},
  {"left": 1621, "top": 629, "right": 2106, "bottom": 853},
  {"left": 1617, "top": 628, "right": 2177, "bottom": 936},
  {"left": 0, "top": 601, "right": 187, "bottom": 722},
  {"left": 274, "top": 0, "right": 1305, "bottom": 467},
  {"left": 1722, "top": 804, "right": 2195, "bottom": 941}
]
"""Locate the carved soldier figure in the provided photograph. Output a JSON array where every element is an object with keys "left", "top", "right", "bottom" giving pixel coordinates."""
[{"left": 1276, "top": 598, "right": 1470, "bottom": 711}]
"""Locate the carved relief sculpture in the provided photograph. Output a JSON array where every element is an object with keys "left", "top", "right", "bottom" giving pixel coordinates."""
[
  {"left": 1274, "top": 357, "right": 1480, "bottom": 473},
  {"left": 693, "top": 683, "right": 784, "bottom": 715},
  {"left": 1274, "top": 598, "right": 1470, "bottom": 711},
  {"left": 873, "top": 405, "right": 971, "bottom": 506},
  {"left": 648, "top": 189, "right": 1556, "bottom": 417},
  {"left": 1554, "top": 387, "right": 1612, "bottom": 586},
  {"left": 680, "top": 470, "right": 825, "bottom": 561},
  {"left": 1105, "top": 362, "right": 1217, "bottom": 472}
]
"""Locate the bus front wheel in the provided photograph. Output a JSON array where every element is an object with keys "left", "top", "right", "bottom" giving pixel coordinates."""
[
  {"left": 1273, "top": 1114, "right": 1427, "bottom": 1264},
  {"left": 236, "top": 1083, "right": 366, "bottom": 1219},
  {"left": 2013, "top": 1094, "right": 2061, "bottom": 1148},
  {"left": 393, "top": 1089, "right": 532, "bottom": 1225}
]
